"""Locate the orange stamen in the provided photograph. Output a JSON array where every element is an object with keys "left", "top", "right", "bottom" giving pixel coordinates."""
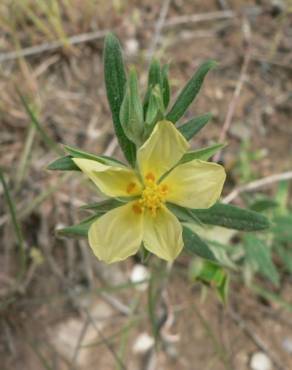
[
  {"left": 127, "top": 182, "right": 137, "bottom": 194},
  {"left": 132, "top": 203, "right": 143, "bottom": 214},
  {"left": 145, "top": 172, "right": 155, "bottom": 182}
]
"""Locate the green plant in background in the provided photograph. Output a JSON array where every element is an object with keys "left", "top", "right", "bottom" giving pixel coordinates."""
[
  {"left": 49, "top": 33, "right": 270, "bottom": 299},
  {"left": 241, "top": 182, "right": 292, "bottom": 286}
]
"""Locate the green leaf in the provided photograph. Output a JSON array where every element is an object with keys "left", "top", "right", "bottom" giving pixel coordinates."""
[
  {"left": 217, "top": 273, "right": 229, "bottom": 303},
  {"left": 147, "top": 276, "right": 160, "bottom": 340},
  {"left": 244, "top": 235, "right": 279, "bottom": 286},
  {"left": 47, "top": 156, "right": 80, "bottom": 171},
  {"left": 161, "top": 64, "right": 170, "bottom": 109},
  {"left": 144, "top": 85, "right": 165, "bottom": 139},
  {"left": 64, "top": 145, "right": 125, "bottom": 166},
  {"left": 179, "top": 143, "right": 225, "bottom": 164},
  {"left": 277, "top": 245, "right": 292, "bottom": 274},
  {"left": 189, "top": 260, "right": 229, "bottom": 303},
  {"left": 57, "top": 199, "right": 124, "bottom": 237},
  {"left": 171, "top": 203, "right": 270, "bottom": 231},
  {"left": 275, "top": 180, "right": 289, "bottom": 215},
  {"left": 168, "top": 203, "right": 203, "bottom": 226},
  {"left": 183, "top": 226, "right": 217, "bottom": 262},
  {"left": 120, "top": 68, "right": 144, "bottom": 146},
  {"left": 56, "top": 214, "right": 98, "bottom": 238},
  {"left": 143, "top": 59, "right": 161, "bottom": 114},
  {"left": 147, "top": 59, "right": 161, "bottom": 88},
  {"left": 166, "top": 60, "right": 217, "bottom": 123},
  {"left": 80, "top": 198, "right": 122, "bottom": 212},
  {"left": 272, "top": 215, "right": 292, "bottom": 242},
  {"left": 178, "top": 113, "right": 212, "bottom": 140},
  {"left": 103, "top": 32, "right": 136, "bottom": 165},
  {"left": 249, "top": 198, "right": 278, "bottom": 212},
  {"left": 145, "top": 89, "right": 160, "bottom": 126}
]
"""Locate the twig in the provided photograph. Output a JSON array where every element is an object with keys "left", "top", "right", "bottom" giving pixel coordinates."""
[
  {"left": 214, "top": 48, "right": 251, "bottom": 161},
  {"left": 100, "top": 292, "right": 132, "bottom": 316},
  {"left": 1, "top": 10, "right": 256, "bottom": 64},
  {"left": 83, "top": 307, "right": 128, "bottom": 370},
  {"left": 223, "top": 170, "right": 292, "bottom": 203},
  {"left": 163, "top": 10, "right": 235, "bottom": 28},
  {"left": 0, "top": 29, "right": 108, "bottom": 63},
  {"left": 147, "top": 0, "right": 172, "bottom": 61},
  {"left": 104, "top": 137, "right": 118, "bottom": 157},
  {"left": 71, "top": 318, "right": 90, "bottom": 369},
  {"left": 228, "top": 308, "right": 285, "bottom": 370}
]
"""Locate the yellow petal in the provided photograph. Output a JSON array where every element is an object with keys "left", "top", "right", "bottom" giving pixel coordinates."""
[
  {"left": 143, "top": 206, "right": 183, "bottom": 261},
  {"left": 73, "top": 158, "right": 142, "bottom": 197},
  {"left": 163, "top": 159, "right": 226, "bottom": 209},
  {"left": 88, "top": 202, "right": 143, "bottom": 263},
  {"left": 137, "top": 120, "right": 189, "bottom": 181}
]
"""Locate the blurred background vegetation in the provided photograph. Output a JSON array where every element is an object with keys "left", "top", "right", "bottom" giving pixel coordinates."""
[{"left": 0, "top": 1, "right": 292, "bottom": 369}]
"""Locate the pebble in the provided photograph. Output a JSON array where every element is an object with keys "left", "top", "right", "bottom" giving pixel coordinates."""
[
  {"left": 130, "top": 264, "right": 150, "bottom": 291},
  {"left": 250, "top": 352, "right": 272, "bottom": 370},
  {"left": 133, "top": 332, "right": 154, "bottom": 354}
]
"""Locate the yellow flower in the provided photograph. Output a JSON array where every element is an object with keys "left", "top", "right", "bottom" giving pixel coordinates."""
[{"left": 73, "top": 121, "right": 226, "bottom": 263}]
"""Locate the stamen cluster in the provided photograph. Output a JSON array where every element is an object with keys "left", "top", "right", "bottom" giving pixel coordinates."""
[{"left": 139, "top": 173, "right": 168, "bottom": 216}]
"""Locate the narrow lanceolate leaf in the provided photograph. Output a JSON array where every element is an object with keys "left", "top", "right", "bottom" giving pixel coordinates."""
[
  {"left": 48, "top": 146, "right": 125, "bottom": 171},
  {"left": 244, "top": 235, "right": 279, "bottom": 286},
  {"left": 103, "top": 33, "right": 136, "bottom": 165},
  {"left": 56, "top": 214, "right": 98, "bottom": 238},
  {"left": 179, "top": 143, "right": 225, "bottom": 164},
  {"left": 166, "top": 60, "right": 217, "bottom": 123},
  {"left": 47, "top": 155, "right": 80, "bottom": 171},
  {"left": 80, "top": 198, "right": 122, "bottom": 212},
  {"left": 183, "top": 226, "right": 217, "bottom": 262},
  {"left": 145, "top": 90, "right": 160, "bottom": 127},
  {"left": 57, "top": 200, "right": 124, "bottom": 237},
  {"left": 178, "top": 113, "right": 212, "bottom": 140},
  {"left": 173, "top": 203, "right": 270, "bottom": 231},
  {"left": 64, "top": 145, "right": 125, "bottom": 166},
  {"left": 120, "top": 68, "right": 144, "bottom": 146},
  {"left": 143, "top": 59, "right": 161, "bottom": 114},
  {"left": 161, "top": 64, "right": 170, "bottom": 109}
]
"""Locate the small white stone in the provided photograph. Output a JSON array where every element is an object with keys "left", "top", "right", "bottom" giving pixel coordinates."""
[
  {"left": 250, "top": 352, "right": 272, "bottom": 370},
  {"left": 133, "top": 332, "right": 154, "bottom": 354},
  {"left": 125, "top": 38, "right": 139, "bottom": 56},
  {"left": 130, "top": 264, "right": 150, "bottom": 291}
]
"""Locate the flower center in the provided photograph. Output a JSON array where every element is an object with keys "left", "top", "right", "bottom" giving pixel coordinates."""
[{"left": 136, "top": 172, "right": 169, "bottom": 216}]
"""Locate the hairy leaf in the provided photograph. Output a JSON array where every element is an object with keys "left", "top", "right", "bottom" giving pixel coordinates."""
[
  {"left": 183, "top": 226, "right": 217, "bottom": 262},
  {"left": 120, "top": 68, "right": 144, "bottom": 145},
  {"left": 56, "top": 214, "right": 98, "bottom": 238},
  {"left": 166, "top": 60, "right": 217, "bottom": 123},
  {"left": 171, "top": 203, "right": 270, "bottom": 231},
  {"left": 64, "top": 145, "right": 125, "bottom": 166},
  {"left": 178, "top": 113, "right": 212, "bottom": 140},
  {"left": 161, "top": 64, "right": 170, "bottom": 109},
  {"left": 244, "top": 235, "right": 279, "bottom": 286},
  {"left": 47, "top": 155, "right": 80, "bottom": 171},
  {"left": 104, "top": 33, "right": 136, "bottom": 165},
  {"left": 179, "top": 143, "right": 225, "bottom": 164}
]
